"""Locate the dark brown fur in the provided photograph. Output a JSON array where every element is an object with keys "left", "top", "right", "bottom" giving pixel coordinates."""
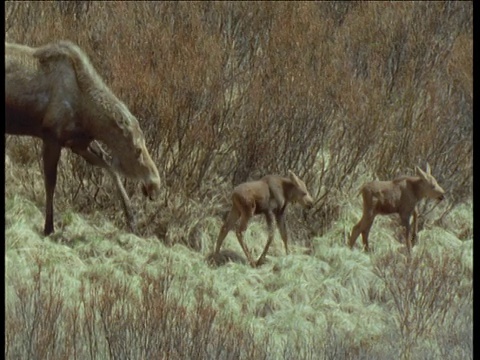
[{"left": 215, "top": 171, "right": 313, "bottom": 267}]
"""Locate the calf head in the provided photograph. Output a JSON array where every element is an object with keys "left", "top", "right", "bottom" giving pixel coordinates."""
[
  {"left": 288, "top": 170, "right": 314, "bottom": 208},
  {"left": 415, "top": 163, "right": 445, "bottom": 201}
]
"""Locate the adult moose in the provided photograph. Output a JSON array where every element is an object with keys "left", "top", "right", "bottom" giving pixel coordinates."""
[
  {"left": 348, "top": 164, "right": 445, "bottom": 254},
  {"left": 215, "top": 171, "right": 314, "bottom": 267},
  {"left": 5, "top": 41, "right": 161, "bottom": 235}
]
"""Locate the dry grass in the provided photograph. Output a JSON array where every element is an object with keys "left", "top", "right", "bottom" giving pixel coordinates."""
[
  {"left": 5, "top": 2, "right": 472, "bottom": 359},
  {"left": 5, "top": 191, "right": 472, "bottom": 359}
]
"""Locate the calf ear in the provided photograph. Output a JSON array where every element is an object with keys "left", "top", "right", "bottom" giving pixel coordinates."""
[
  {"left": 288, "top": 170, "right": 300, "bottom": 186},
  {"left": 415, "top": 166, "right": 428, "bottom": 180},
  {"left": 425, "top": 162, "right": 432, "bottom": 175}
]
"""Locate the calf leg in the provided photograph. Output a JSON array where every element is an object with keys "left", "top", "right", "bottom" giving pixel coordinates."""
[
  {"left": 276, "top": 212, "right": 289, "bottom": 255},
  {"left": 361, "top": 226, "right": 372, "bottom": 252},
  {"left": 256, "top": 211, "right": 275, "bottom": 266},
  {"left": 42, "top": 139, "right": 62, "bottom": 236},
  {"left": 360, "top": 217, "right": 375, "bottom": 252},
  {"left": 348, "top": 221, "right": 362, "bottom": 249},
  {"left": 235, "top": 212, "right": 256, "bottom": 267},
  {"left": 349, "top": 213, "right": 374, "bottom": 250},
  {"left": 411, "top": 208, "right": 418, "bottom": 247},
  {"left": 215, "top": 208, "right": 239, "bottom": 253},
  {"left": 400, "top": 214, "right": 413, "bottom": 254}
]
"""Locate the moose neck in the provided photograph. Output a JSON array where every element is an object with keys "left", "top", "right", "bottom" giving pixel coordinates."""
[{"left": 81, "top": 92, "right": 140, "bottom": 158}]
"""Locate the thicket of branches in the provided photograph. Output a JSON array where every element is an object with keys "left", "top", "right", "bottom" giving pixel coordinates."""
[
  {"left": 5, "top": 1, "right": 472, "bottom": 242},
  {"left": 5, "top": 259, "right": 268, "bottom": 360}
]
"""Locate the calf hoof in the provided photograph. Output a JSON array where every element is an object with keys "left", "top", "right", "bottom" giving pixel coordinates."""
[
  {"left": 255, "top": 256, "right": 269, "bottom": 267},
  {"left": 397, "top": 246, "right": 412, "bottom": 259},
  {"left": 363, "top": 245, "right": 373, "bottom": 253},
  {"left": 411, "top": 237, "right": 418, "bottom": 247}
]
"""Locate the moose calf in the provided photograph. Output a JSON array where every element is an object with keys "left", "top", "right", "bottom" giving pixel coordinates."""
[
  {"left": 215, "top": 171, "right": 314, "bottom": 267},
  {"left": 349, "top": 164, "right": 445, "bottom": 254}
]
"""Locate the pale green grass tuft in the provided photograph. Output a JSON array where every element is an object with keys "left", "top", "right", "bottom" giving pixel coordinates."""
[
  {"left": 5, "top": 192, "right": 473, "bottom": 358},
  {"left": 439, "top": 201, "right": 473, "bottom": 240},
  {"left": 460, "top": 239, "right": 473, "bottom": 272},
  {"left": 416, "top": 227, "right": 463, "bottom": 250}
]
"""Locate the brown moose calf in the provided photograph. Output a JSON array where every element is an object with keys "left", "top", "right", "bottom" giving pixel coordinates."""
[
  {"left": 215, "top": 171, "right": 314, "bottom": 267},
  {"left": 349, "top": 164, "right": 445, "bottom": 254}
]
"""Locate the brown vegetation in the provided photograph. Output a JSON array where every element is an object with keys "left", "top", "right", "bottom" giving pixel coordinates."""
[
  {"left": 349, "top": 164, "right": 445, "bottom": 253},
  {"left": 215, "top": 171, "right": 313, "bottom": 267},
  {"left": 4, "top": 2, "right": 472, "bottom": 241},
  {"left": 5, "top": 258, "right": 267, "bottom": 360},
  {"left": 5, "top": 40, "right": 160, "bottom": 235},
  {"left": 373, "top": 249, "right": 472, "bottom": 359}
]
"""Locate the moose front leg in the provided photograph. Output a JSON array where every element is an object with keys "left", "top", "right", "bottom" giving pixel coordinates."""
[
  {"left": 69, "top": 141, "right": 137, "bottom": 234},
  {"left": 42, "top": 139, "right": 62, "bottom": 235}
]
